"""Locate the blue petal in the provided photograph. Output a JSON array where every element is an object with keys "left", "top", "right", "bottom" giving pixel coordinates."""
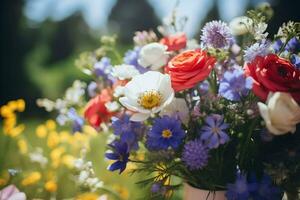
[{"left": 105, "top": 153, "right": 119, "bottom": 160}]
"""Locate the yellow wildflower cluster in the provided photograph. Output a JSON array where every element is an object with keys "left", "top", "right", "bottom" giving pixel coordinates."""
[
  {"left": 21, "top": 171, "right": 41, "bottom": 186},
  {"left": 0, "top": 99, "right": 25, "bottom": 137}
]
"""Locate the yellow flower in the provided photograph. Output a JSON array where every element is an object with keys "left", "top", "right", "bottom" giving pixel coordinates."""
[
  {"left": 0, "top": 171, "right": 10, "bottom": 187},
  {"left": 45, "top": 180, "right": 57, "bottom": 192},
  {"left": 46, "top": 120, "right": 56, "bottom": 131},
  {"left": 6, "top": 124, "right": 25, "bottom": 137},
  {"left": 47, "top": 131, "right": 60, "bottom": 148},
  {"left": 62, "top": 155, "right": 75, "bottom": 169},
  {"left": 0, "top": 105, "right": 13, "bottom": 117},
  {"left": 36, "top": 125, "right": 48, "bottom": 138},
  {"left": 21, "top": 172, "right": 41, "bottom": 186},
  {"left": 50, "top": 146, "right": 65, "bottom": 168},
  {"left": 18, "top": 139, "right": 28, "bottom": 154},
  {"left": 7, "top": 101, "right": 18, "bottom": 111},
  {"left": 82, "top": 125, "right": 98, "bottom": 137},
  {"left": 113, "top": 185, "right": 129, "bottom": 200},
  {"left": 59, "top": 131, "right": 71, "bottom": 143},
  {"left": 16, "top": 99, "right": 25, "bottom": 112},
  {"left": 76, "top": 193, "right": 100, "bottom": 200}
]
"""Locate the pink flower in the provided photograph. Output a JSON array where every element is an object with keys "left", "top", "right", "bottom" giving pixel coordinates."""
[{"left": 0, "top": 185, "right": 26, "bottom": 200}]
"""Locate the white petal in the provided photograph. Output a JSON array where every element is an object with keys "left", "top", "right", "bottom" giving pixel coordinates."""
[{"left": 130, "top": 113, "right": 150, "bottom": 122}]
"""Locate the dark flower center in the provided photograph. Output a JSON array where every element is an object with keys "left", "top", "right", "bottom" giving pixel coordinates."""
[{"left": 277, "top": 66, "right": 287, "bottom": 77}]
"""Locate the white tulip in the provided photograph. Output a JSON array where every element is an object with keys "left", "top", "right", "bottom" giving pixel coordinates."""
[
  {"left": 119, "top": 71, "right": 174, "bottom": 121},
  {"left": 258, "top": 92, "right": 300, "bottom": 135},
  {"left": 112, "top": 64, "right": 140, "bottom": 80},
  {"left": 138, "top": 43, "right": 169, "bottom": 70}
]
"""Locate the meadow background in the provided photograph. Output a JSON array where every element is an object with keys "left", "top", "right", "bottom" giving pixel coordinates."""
[{"left": 0, "top": 0, "right": 299, "bottom": 199}]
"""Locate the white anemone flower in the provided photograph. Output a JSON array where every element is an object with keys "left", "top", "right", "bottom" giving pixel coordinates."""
[
  {"left": 112, "top": 64, "right": 140, "bottom": 80},
  {"left": 138, "top": 43, "right": 169, "bottom": 70},
  {"left": 119, "top": 71, "right": 174, "bottom": 121}
]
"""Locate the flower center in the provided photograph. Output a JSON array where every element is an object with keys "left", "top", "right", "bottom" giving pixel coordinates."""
[
  {"left": 211, "top": 127, "right": 220, "bottom": 134},
  {"left": 139, "top": 90, "right": 162, "bottom": 109},
  {"left": 162, "top": 129, "right": 172, "bottom": 138}
]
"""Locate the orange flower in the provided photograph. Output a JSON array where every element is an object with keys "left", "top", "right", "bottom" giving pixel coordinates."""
[
  {"left": 165, "top": 50, "right": 215, "bottom": 92},
  {"left": 160, "top": 32, "right": 187, "bottom": 51}
]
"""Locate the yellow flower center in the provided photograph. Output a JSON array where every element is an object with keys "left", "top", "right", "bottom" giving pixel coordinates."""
[
  {"left": 139, "top": 90, "right": 162, "bottom": 109},
  {"left": 162, "top": 129, "right": 172, "bottom": 138}
]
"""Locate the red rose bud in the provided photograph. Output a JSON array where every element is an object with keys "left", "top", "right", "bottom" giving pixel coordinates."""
[
  {"left": 84, "top": 88, "right": 113, "bottom": 128},
  {"left": 244, "top": 54, "right": 300, "bottom": 103},
  {"left": 160, "top": 32, "right": 187, "bottom": 51},
  {"left": 165, "top": 50, "right": 216, "bottom": 92}
]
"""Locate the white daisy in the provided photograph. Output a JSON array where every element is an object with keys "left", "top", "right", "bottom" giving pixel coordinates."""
[
  {"left": 159, "top": 98, "right": 189, "bottom": 125},
  {"left": 119, "top": 71, "right": 174, "bottom": 121},
  {"left": 112, "top": 64, "right": 140, "bottom": 80}
]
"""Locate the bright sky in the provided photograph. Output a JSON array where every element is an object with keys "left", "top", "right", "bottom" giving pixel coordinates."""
[{"left": 24, "top": 0, "right": 272, "bottom": 37}]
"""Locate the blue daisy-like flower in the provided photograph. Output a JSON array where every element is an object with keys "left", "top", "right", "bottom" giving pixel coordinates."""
[
  {"left": 146, "top": 116, "right": 185, "bottom": 150},
  {"left": 218, "top": 68, "right": 253, "bottom": 101},
  {"left": 200, "top": 114, "right": 229, "bottom": 149},
  {"left": 67, "top": 108, "right": 84, "bottom": 133},
  {"left": 105, "top": 141, "right": 129, "bottom": 174},
  {"left": 244, "top": 41, "right": 271, "bottom": 63},
  {"left": 182, "top": 139, "right": 209, "bottom": 170},
  {"left": 112, "top": 114, "right": 144, "bottom": 151},
  {"left": 201, "top": 20, "right": 234, "bottom": 49},
  {"left": 93, "top": 57, "right": 115, "bottom": 82},
  {"left": 124, "top": 47, "right": 148, "bottom": 73}
]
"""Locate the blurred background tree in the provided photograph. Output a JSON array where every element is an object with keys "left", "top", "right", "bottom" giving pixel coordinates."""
[{"left": 1, "top": 0, "right": 300, "bottom": 117}]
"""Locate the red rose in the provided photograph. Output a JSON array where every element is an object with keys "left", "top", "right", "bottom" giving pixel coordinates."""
[
  {"left": 160, "top": 32, "right": 187, "bottom": 51},
  {"left": 84, "top": 88, "right": 113, "bottom": 128},
  {"left": 165, "top": 50, "right": 216, "bottom": 92},
  {"left": 244, "top": 54, "right": 300, "bottom": 102}
]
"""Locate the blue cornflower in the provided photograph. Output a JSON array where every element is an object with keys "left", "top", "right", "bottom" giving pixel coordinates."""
[
  {"left": 146, "top": 116, "right": 185, "bottom": 150},
  {"left": 124, "top": 47, "right": 148, "bottom": 73},
  {"left": 273, "top": 39, "right": 284, "bottom": 53},
  {"left": 112, "top": 114, "right": 144, "bottom": 151},
  {"left": 93, "top": 57, "right": 115, "bottom": 82},
  {"left": 182, "top": 139, "right": 209, "bottom": 170},
  {"left": 219, "top": 68, "right": 253, "bottom": 101},
  {"left": 105, "top": 141, "right": 129, "bottom": 174},
  {"left": 226, "top": 173, "right": 252, "bottom": 200},
  {"left": 250, "top": 174, "right": 281, "bottom": 200},
  {"left": 244, "top": 41, "right": 271, "bottom": 63},
  {"left": 285, "top": 37, "right": 300, "bottom": 53},
  {"left": 200, "top": 114, "right": 229, "bottom": 149},
  {"left": 201, "top": 20, "right": 234, "bottom": 49},
  {"left": 291, "top": 54, "right": 300, "bottom": 69},
  {"left": 67, "top": 108, "right": 84, "bottom": 133}
]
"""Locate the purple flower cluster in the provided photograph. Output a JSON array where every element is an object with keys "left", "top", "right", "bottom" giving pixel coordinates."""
[
  {"left": 244, "top": 41, "right": 270, "bottom": 63},
  {"left": 93, "top": 57, "right": 115, "bottom": 82},
  {"left": 218, "top": 68, "right": 253, "bottom": 101},
  {"left": 201, "top": 20, "right": 234, "bottom": 49},
  {"left": 200, "top": 114, "right": 229, "bottom": 149},
  {"left": 123, "top": 47, "right": 148, "bottom": 73},
  {"left": 146, "top": 116, "right": 185, "bottom": 150},
  {"left": 182, "top": 139, "right": 209, "bottom": 170}
]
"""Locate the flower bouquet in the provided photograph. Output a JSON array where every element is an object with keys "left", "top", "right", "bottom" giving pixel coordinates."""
[{"left": 38, "top": 3, "right": 300, "bottom": 200}]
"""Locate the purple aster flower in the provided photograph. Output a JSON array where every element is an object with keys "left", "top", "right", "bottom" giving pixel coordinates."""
[
  {"left": 105, "top": 141, "right": 129, "bottom": 174},
  {"left": 93, "top": 57, "right": 115, "bottom": 82},
  {"left": 112, "top": 114, "right": 145, "bottom": 151},
  {"left": 124, "top": 47, "right": 148, "bottom": 73},
  {"left": 226, "top": 173, "right": 252, "bottom": 200},
  {"left": 201, "top": 20, "right": 234, "bottom": 49},
  {"left": 199, "top": 80, "right": 210, "bottom": 94},
  {"left": 200, "top": 114, "right": 229, "bottom": 149},
  {"left": 218, "top": 68, "right": 253, "bottom": 101},
  {"left": 146, "top": 116, "right": 185, "bottom": 150},
  {"left": 285, "top": 37, "right": 300, "bottom": 53},
  {"left": 67, "top": 108, "right": 84, "bottom": 133},
  {"left": 244, "top": 41, "right": 271, "bottom": 63},
  {"left": 182, "top": 139, "right": 209, "bottom": 170},
  {"left": 291, "top": 54, "right": 300, "bottom": 69},
  {"left": 151, "top": 183, "right": 162, "bottom": 193},
  {"left": 87, "top": 81, "right": 98, "bottom": 98}
]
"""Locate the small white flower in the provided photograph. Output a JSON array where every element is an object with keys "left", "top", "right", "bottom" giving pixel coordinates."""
[
  {"left": 138, "top": 43, "right": 169, "bottom": 70},
  {"left": 112, "top": 64, "right": 140, "bottom": 80},
  {"left": 74, "top": 158, "right": 84, "bottom": 169},
  {"left": 36, "top": 98, "right": 55, "bottom": 112},
  {"left": 252, "top": 22, "right": 268, "bottom": 40},
  {"left": 160, "top": 98, "right": 189, "bottom": 125},
  {"left": 258, "top": 92, "right": 300, "bottom": 135},
  {"left": 119, "top": 71, "right": 174, "bottom": 121},
  {"left": 113, "top": 86, "right": 125, "bottom": 97},
  {"left": 65, "top": 80, "right": 86, "bottom": 104},
  {"left": 229, "top": 16, "right": 252, "bottom": 35},
  {"left": 29, "top": 148, "right": 48, "bottom": 167},
  {"left": 105, "top": 101, "right": 120, "bottom": 112},
  {"left": 78, "top": 170, "right": 89, "bottom": 183}
]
